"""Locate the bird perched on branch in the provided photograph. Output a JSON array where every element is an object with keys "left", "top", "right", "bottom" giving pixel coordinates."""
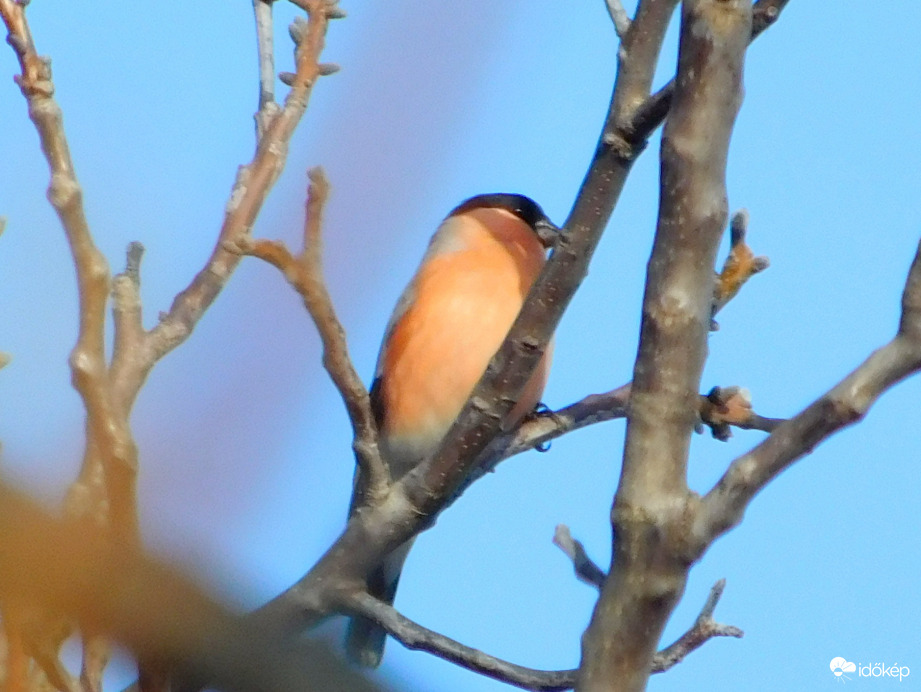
[{"left": 345, "top": 193, "right": 557, "bottom": 667}]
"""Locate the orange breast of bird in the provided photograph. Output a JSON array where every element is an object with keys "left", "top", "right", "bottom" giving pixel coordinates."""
[{"left": 377, "top": 208, "right": 552, "bottom": 473}]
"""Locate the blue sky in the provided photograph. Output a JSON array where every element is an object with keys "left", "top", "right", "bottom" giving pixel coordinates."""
[{"left": 1, "top": 1, "right": 919, "bottom": 690}]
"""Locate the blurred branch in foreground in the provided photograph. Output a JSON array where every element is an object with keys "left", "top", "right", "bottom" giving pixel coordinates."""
[{"left": 0, "top": 482, "right": 386, "bottom": 692}]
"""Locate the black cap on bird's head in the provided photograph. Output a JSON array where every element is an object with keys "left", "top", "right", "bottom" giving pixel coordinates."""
[{"left": 449, "top": 193, "right": 560, "bottom": 248}]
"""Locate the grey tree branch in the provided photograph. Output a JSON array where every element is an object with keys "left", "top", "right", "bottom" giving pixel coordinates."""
[
  {"left": 0, "top": 0, "right": 140, "bottom": 551},
  {"left": 623, "top": 0, "right": 790, "bottom": 147},
  {"left": 111, "top": 243, "right": 146, "bottom": 406},
  {"left": 553, "top": 525, "right": 606, "bottom": 589},
  {"left": 691, "top": 238, "right": 921, "bottom": 551},
  {"left": 254, "top": 0, "right": 684, "bottom": 636},
  {"left": 552, "top": 528, "right": 743, "bottom": 674},
  {"left": 253, "top": 0, "right": 279, "bottom": 139},
  {"left": 496, "top": 375, "right": 780, "bottom": 465},
  {"left": 653, "top": 579, "right": 743, "bottom": 672},
  {"left": 499, "top": 385, "right": 632, "bottom": 461},
  {"left": 605, "top": 0, "right": 631, "bottom": 40},
  {"left": 343, "top": 577, "right": 741, "bottom": 691},
  {"left": 2, "top": 1, "right": 342, "bottom": 689},
  {"left": 0, "top": 26, "right": 138, "bottom": 692},
  {"left": 579, "top": 2, "right": 752, "bottom": 690},
  {"left": 254, "top": 0, "right": 791, "bottom": 648},
  {"left": 229, "top": 167, "right": 389, "bottom": 501},
  {"left": 142, "top": 0, "right": 342, "bottom": 387},
  {"left": 105, "top": 0, "right": 340, "bottom": 420},
  {"left": 344, "top": 592, "right": 577, "bottom": 692}
]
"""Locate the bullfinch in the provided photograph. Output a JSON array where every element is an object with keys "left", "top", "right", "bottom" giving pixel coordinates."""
[{"left": 345, "top": 193, "right": 557, "bottom": 667}]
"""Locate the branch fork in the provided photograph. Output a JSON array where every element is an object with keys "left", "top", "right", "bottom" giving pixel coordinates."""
[
  {"left": 340, "top": 558, "right": 742, "bottom": 691},
  {"left": 2, "top": 0, "right": 342, "bottom": 687},
  {"left": 228, "top": 168, "right": 389, "bottom": 500}
]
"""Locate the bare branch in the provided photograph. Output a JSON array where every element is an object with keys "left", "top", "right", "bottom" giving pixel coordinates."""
[
  {"left": 693, "top": 238, "right": 921, "bottom": 550},
  {"left": 230, "top": 167, "right": 389, "bottom": 500},
  {"left": 254, "top": 50, "right": 717, "bottom": 618},
  {"left": 110, "top": 243, "right": 145, "bottom": 410},
  {"left": 499, "top": 384, "right": 632, "bottom": 460},
  {"left": 140, "top": 0, "right": 341, "bottom": 401},
  {"left": 496, "top": 379, "right": 780, "bottom": 462},
  {"left": 605, "top": 0, "right": 631, "bottom": 40},
  {"left": 552, "top": 525, "right": 606, "bottom": 589},
  {"left": 343, "top": 579, "right": 741, "bottom": 691},
  {"left": 0, "top": 482, "right": 385, "bottom": 692},
  {"left": 579, "top": 1, "right": 752, "bottom": 689},
  {"left": 654, "top": 579, "right": 743, "bottom": 673},
  {"left": 3, "top": 2, "right": 342, "bottom": 687},
  {"left": 620, "top": 0, "right": 791, "bottom": 148},
  {"left": 253, "top": 0, "right": 279, "bottom": 139},
  {"left": 552, "top": 527, "right": 744, "bottom": 667},
  {"left": 1, "top": 0, "right": 139, "bottom": 546},
  {"left": 344, "top": 592, "right": 576, "bottom": 692},
  {"left": 254, "top": 0, "right": 791, "bottom": 650}
]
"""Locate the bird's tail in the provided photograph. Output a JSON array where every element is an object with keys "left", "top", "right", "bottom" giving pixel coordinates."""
[{"left": 345, "top": 540, "right": 412, "bottom": 668}]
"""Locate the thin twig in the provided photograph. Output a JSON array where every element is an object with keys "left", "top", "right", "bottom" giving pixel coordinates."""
[
  {"left": 140, "top": 0, "right": 341, "bottom": 398},
  {"left": 500, "top": 384, "right": 632, "bottom": 460},
  {"left": 1, "top": 0, "right": 139, "bottom": 545},
  {"left": 110, "top": 243, "right": 145, "bottom": 410},
  {"left": 253, "top": 0, "right": 279, "bottom": 139},
  {"left": 604, "top": 0, "right": 632, "bottom": 40},
  {"left": 345, "top": 592, "right": 575, "bottom": 692},
  {"left": 552, "top": 525, "right": 606, "bottom": 589},
  {"left": 618, "top": 0, "right": 791, "bottom": 149},
  {"left": 451, "top": 380, "right": 779, "bottom": 514},
  {"left": 552, "top": 526, "right": 745, "bottom": 668},
  {"left": 693, "top": 237, "right": 921, "bottom": 551},
  {"left": 654, "top": 579, "right": 743, "bottom": 673},
  {"left": 492, "top": 380, "right": 780, "bottom": 465},
  {"left": 229, "top": 168, "right": 389, "bottom": 499},
  {"left": 342, "top": 579, "right": 741, "bottom": 691}
]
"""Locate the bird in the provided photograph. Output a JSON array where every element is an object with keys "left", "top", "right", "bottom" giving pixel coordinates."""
[{"left": 345, "top": 193, "right": 557, "bottom": 668}]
